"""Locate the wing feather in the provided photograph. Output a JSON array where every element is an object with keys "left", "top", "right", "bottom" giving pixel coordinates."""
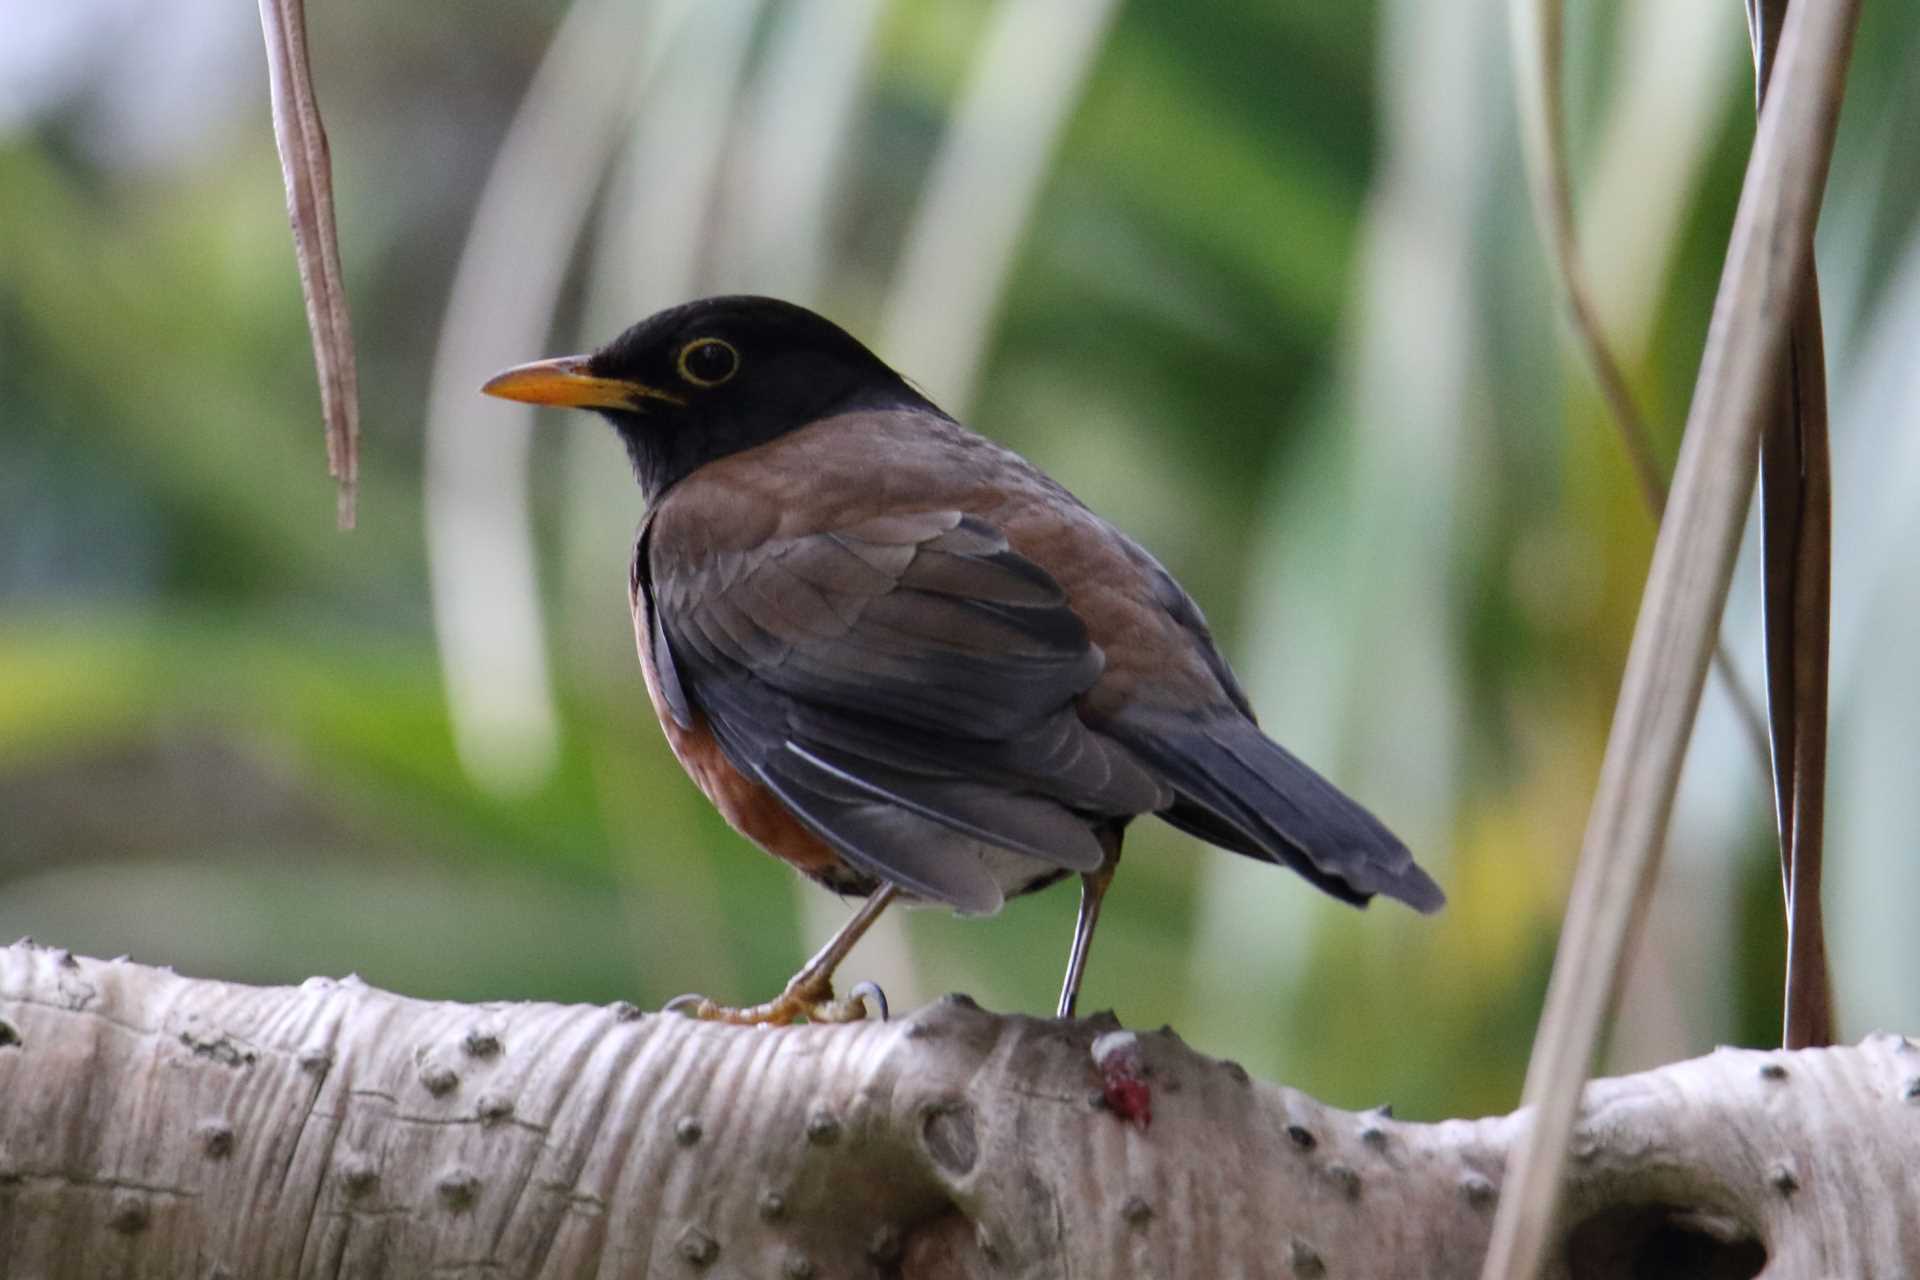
[{"left": 644, "top": 510, "right": 1161, "bottom": 908}]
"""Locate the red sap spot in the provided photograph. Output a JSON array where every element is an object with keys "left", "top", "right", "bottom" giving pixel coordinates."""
[{"left": 1091, "top": 1031, "right": 1152, "bottom": 1129}]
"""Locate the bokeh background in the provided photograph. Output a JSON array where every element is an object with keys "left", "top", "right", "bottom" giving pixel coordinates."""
[{"left": 4, "top": 0, "right": 1919, "bottom": 1120}]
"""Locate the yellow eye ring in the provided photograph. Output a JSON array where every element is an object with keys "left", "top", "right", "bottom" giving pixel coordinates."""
[{"left": 676, "top": 337, "right": 740, "bottom": 387}]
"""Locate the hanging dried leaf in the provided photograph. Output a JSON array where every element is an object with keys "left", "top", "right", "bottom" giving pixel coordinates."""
[
  {"left": 1750, "top": 0, "right": 1836, "bottom": 1055},
  {"left": 257, "top": 0, "right": 360, "bottom": 529}
]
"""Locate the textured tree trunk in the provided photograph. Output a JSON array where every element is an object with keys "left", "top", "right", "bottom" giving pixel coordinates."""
[{"left": 0, "top": 940, "right": 1912, "bottom": 1277}]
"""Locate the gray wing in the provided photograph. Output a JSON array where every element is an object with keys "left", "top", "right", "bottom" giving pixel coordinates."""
[{"left": 642, "top": 509, "right": 1168, "bottom": 912}]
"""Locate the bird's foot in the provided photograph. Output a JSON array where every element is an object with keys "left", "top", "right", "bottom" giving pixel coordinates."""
[{"left": 664, "top": 975, "right": 887, "bottom": 1026}]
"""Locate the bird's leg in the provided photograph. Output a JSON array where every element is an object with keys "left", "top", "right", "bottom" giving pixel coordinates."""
[
  {"left": 667, "top": 884, "right": 899, "bottom": 1025},
  {"left": 1056, "top": 868, "right": 1113, "bottom": 1019},
  {"left": 1057, "top": 828, "right": 1123, "bottom": 1019}
]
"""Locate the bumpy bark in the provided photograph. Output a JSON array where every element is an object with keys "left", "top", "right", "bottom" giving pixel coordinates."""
[{"left": 0, "top": 941, "right": 1912, "bottom": 1277}]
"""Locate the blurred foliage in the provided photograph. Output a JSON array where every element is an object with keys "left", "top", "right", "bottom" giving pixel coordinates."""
[{"left": 3, "top": 0, "right": 1919, "bottom": 1120}]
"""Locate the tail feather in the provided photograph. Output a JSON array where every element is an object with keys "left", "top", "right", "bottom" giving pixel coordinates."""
[{"left": 1112, "top": 711, "right": 1444, "bottom": 913}]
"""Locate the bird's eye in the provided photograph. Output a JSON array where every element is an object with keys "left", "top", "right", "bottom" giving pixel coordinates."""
[{"left": 676, "top": 337, "right": 740, "bottom": 387}]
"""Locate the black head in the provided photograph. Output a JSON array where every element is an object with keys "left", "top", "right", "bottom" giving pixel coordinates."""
[{"left": 482, "top": 296, "right": 932, "bottom": 501}]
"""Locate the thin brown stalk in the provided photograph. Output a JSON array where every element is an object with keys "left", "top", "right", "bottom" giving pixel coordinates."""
[
  {"left": 1478, "top": 1, "right": 1860, "bottom": 1276},
  {"left": 1509, "top": 0, "right": 1770, "bottom": 769},
  {"left": 257, "top": 0, "right": 360, "bottom": 529},
  {"left": 1749, "top": 0, "right": 1835, "bottom": 1051},
  {"left": 1509, "top": 0, "right": 1663, "bottom": 513}
]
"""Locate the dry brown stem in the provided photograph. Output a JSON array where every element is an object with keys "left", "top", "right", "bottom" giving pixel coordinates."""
[
  {"left": 1748, "top": 0, "right": 1837, "bottom": 1056},
  {"left": 257, "top": 0, "right": 360, "bottom": 528},
  {"left": 1481, "top": 2, "right": 1860, "bottom": 1274}
]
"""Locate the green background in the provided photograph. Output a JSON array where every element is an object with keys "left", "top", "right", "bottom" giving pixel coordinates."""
[{"left": 4, "top": 0, "right": 1919, "bottom": 1120}]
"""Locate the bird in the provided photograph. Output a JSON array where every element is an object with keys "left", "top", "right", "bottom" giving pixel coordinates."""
[{"left": 482, "top": 295, "right": 1442, "bottom": 1024}]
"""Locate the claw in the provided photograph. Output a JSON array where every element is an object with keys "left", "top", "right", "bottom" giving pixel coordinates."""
[
  {"left": 849, "top": 980, "right": 890, "bottom": 1022},
  {"left": 791, "top": 978, "right": 864, "bottom": 1024},
  {"left": 659, "top": 885, "right": 901, "bottom": 1026},
  {"left": 656, "top": 974, "right": 886, "bottom": 1026},
  {"left": 664, "top": 993, "right": 715, "bottom": 1018},
  {"left": 655, "top": 971, "right": 835, "bottom": 1025},
  {"left": 652, "top": 887, "right": 902, "bottom": 1026}
]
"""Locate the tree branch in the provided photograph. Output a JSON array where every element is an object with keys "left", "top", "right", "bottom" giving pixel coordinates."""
[{"left": 2, "top": 942, "right": 1914, "bottom": 1276}]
